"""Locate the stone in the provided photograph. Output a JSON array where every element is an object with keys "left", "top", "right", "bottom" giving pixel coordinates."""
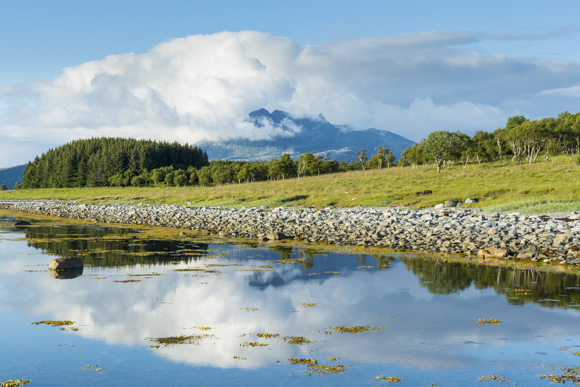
[
  {"left": 554, "top": 233, "right": 569, "bottom": 246},
  {"left": 444, "top": 200, "right": 458, "bottom": 207},
  {"left": 465, "top": 198, "right": 479, "bottom": 204},
  {"left": 434, "top": 204, "right": 444, "bottom": 209},
  {"left": 516, "top": 251, "right": 535, "bottom": 259},
  {"left": 265, "top": 232, "right": 290, "bottom": 241},
  {"left": 49, "top": 257, "right": 84, "bottom": 271},
  {"left": 477, "top": 247, "right": 508, "bottom": 259},
  {"left": 50, "top": 268, "right": 83, "bottom": 279}
]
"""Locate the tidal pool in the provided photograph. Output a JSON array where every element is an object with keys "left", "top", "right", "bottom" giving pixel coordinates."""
[{"left": 2, "top": 213, "right": 580, "bottom": 386}]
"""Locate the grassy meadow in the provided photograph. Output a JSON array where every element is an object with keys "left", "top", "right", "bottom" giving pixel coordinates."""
[{"left": 2, "top": 158, "right": 580, "bottom": 214}]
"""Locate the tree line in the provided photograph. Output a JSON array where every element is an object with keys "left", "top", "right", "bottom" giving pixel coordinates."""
[
  {"left": 104, "top": 151, "right": 393, "bottom": 188},
  {"left": 401, "top": 111, "right": 580, "bottom": 172},
  {"left": 17, "top": 137, "right": 399, "bottom": 188},
  {"left": 15, "top": 111, "right": 580, "bottom": 189},
  {"left": 20, "top": 138, "right": 208, "bottom": 188}
]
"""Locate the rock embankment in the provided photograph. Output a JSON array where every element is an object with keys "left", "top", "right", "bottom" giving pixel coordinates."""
[{"left": 1, "top": 200, "right": 580, "bottom": 266}]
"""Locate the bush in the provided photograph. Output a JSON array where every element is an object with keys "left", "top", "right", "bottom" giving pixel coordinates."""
[{"left": 0, "top": 184, "right": 7, "bottom": 190}]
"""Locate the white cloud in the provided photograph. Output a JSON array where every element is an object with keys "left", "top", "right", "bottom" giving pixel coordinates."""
[
  {"left": 1, "top": 30, "right": 579, "bottom": 166},
  {"left": 540, "top": 85, "right": 580, "bottom": 98}
]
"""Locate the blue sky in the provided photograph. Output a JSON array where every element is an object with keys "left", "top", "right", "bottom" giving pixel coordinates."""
[{"left": 1, "top": 0, "right": 579, "bottom": 167}]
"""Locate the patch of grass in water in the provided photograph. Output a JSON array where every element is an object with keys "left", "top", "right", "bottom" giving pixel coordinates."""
[
  {"left": 283, "top": 336, "right": 311, "bottom": 345},
  {"left": 173, "top": 268, "right": 220, "bottom": 274},
  {"left": 331, "top": 325, "right": 387, "bottom": 333},
  {"left": 83, "top": 365, "right": 103, "bottom": 374},
  {"left": 375, "top": 375, "right": 403, "bottom": 382},
  {"left": 128, "top": 272, "right": 162, "bottom": 277},
  {"left": 240, "top": 341, "right": 268, "bottom": 347},
  {"left": 541, "top": 366, "right": 580, "bottom": 384},
  {"left": 0, "top": 379, "right": 33, "bottom": 386},
  {"left": 31, "top": 320, "right": 74, "bottom": 327},
  {"left": 287, "top": 358, "right": 349, "bottom": 375},
  {"left": 147, "top": 334, "right": 212, "bottom": 347},
  {"left": 475, "top": 318, "right": 501, "bottom": 325},
  {"left": 253, "top": 333, "right": 280, "bottom": 339}
]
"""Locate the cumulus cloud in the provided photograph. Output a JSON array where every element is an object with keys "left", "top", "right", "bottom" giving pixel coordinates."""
[{"left": 1, "top": 30, "right": 579, "bottom": 166}]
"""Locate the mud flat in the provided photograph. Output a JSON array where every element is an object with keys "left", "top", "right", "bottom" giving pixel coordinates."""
[{"left": 1, "top": 200, "right": 580, "bottom": 267}]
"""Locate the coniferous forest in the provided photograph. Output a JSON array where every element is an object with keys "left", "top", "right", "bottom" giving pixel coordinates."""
[{"left": 21, "top": 138, "right": 208, "bottom": 188}]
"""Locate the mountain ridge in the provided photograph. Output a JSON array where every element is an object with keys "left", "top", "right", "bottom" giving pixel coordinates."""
[
  {"left": 198, "top": 109, "right": 415, "bottom": 161},
  {"left": 0, "top": 164, "right": 26, "bottom": 189}
]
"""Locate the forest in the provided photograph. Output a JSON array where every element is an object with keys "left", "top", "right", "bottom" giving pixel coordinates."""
[
  {"left": 17, "top": 111, "right": 580, "bottom": 189},
  {"left": 20, "top": 138, "right": 208, "bottom": 189}
]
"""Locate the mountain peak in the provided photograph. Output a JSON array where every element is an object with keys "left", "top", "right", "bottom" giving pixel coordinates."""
[
  {"left": 201, "top": 109, "right": 415, "bottom": 162},
  {"left": 270, "top": 110, "right": 289, "bottom": 123},
  {"left": 249, "top": 109, "right": 290, "bottom": 124},
  {"left": 249, "top": 108, "right": 271, "bottom": 118}
]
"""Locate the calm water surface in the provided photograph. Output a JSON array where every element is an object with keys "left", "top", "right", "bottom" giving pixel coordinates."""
[{"left": 2, "top": 214, "right": 580, "bottom": 386}]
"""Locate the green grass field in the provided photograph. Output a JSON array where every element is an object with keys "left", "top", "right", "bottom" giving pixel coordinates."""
[{"left": 2, "top": 158, "right": 580, "bottom": 214}]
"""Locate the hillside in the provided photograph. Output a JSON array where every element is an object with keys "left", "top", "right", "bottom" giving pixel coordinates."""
[
  {"left": 0, "top": 164, "right": 26, "bottom": 189},
  {"left": 3, "top": 159, "right": 579, "bottom": 214},
  {"left": 198, "top": 109, "right": 415, "bottom": 161}
]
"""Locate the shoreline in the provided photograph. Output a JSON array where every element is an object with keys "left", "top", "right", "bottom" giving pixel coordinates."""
[{"left": 1, "top": 200, "right": 580, "bottom": 269}]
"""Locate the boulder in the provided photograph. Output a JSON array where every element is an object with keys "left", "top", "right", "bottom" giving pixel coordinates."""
[
  {"left": 265, "top": 232, "right": 290, "bottom": 241},
  {"left": 553, "top": 233, "right": 569, "bottom": 247},
  {"left": 49, "top": 257, "right": 84, "bottom": 271},
  {"left": 434, "top": 204, "right": 444, "bottom": 209},
  {"left": 50, "top": 268, "right": 83, "bottom": 279},
  {"left": 444, "top": 200, "right": 458, "bottom": 207},
  {"left": 465, "top": 198, "right": 479, "bottom": 204},
  {"left": 477, "top": 248, "right": 508, "bottom": 259}
]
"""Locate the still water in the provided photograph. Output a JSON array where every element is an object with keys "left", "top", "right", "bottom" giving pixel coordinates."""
[{"left": 2, "top": 214, "right": 580, "bottom": 386}]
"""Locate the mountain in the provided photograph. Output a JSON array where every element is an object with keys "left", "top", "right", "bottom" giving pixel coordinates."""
[
  {"left": 198, "top": 109, "right": 415, "bottom": 161},
  {"left": 0, "top": 164, "right": 26, "bottom": 189}
]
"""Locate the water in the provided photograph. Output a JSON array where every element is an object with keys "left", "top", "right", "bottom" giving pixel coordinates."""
[{"left": 2, "top": 213, "right": 580, "bottom": 386}]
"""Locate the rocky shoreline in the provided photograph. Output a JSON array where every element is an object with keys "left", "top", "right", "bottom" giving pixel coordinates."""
[{"left": 1, "top": 200, "right": 580, "bottom": 267}]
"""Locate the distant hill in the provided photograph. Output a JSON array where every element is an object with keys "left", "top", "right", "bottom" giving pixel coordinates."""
[
  {"left": 198, "top": 109, "right": 415, "bottom": 161},
  {"left": 0, "top": 164, "right": 26, "bottom": 189}
]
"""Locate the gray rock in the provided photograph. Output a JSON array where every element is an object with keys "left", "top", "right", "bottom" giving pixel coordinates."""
[
  {"left": 266, "top": 232, "right": 290, "bottom": 241},
  {"left": 50, "top": 267, "right": 83, "bottom": 279},
  {"left": 49, "top": 257, "right": 84, "bottom": 270},
  {"left": 444, "top": 200, "right": 458, "bottom": 207}
]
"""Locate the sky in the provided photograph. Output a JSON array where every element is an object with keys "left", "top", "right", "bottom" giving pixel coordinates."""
[{"left": 1, "top": 0, "right": 579, "bottom": 168}]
